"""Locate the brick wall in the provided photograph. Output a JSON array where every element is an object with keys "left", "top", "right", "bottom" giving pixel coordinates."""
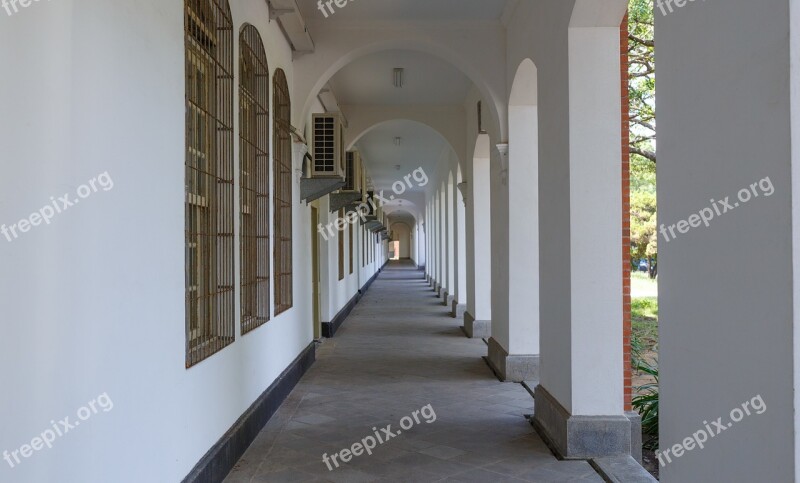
[{"left": 620, "top": 13, "right": 632, "bottom": 412}]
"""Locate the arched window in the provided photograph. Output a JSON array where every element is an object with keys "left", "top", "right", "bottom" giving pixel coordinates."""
[
  {"left": 239, "top": 24, "right": 270, "bottom": 334},
  {"left": 273, "top": 69, "right": 293, "bottom": 315},
  {"left": 184, "top": 0, "right": 235, "bottom": 367}
]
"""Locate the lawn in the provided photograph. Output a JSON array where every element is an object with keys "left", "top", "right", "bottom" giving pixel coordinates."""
[
  {"left": 631, "top": 271, "right": 658, "bottom": 352},
  {"left": 630, "top": 272, "right": 658, "bottom": 391},
  {"left": 632, "top": 296, "right": 658, "bottom": 351}
]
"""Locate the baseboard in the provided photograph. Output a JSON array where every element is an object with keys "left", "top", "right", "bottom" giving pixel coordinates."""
[
  {"left": 181, "top": 342, "right": 316, "bottom": 483},
  {"left": 322, "top": 265, "right": 385, "bottom": 338},
  {"left": 321, "top": 292, "right": 360, "bottom": 338},
  {"left": 360, "top": 267, "right": 382, "bottom": 294}
]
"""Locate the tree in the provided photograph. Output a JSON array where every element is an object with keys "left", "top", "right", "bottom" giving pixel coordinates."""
[
  {"left": 628, "top": 0, "right": 656, "bottom": 164},
  {"left": 629, "top": 0, "right": 657, "bottom": 277},
  {"left": 631, "top": 190, "right": 658, "bottom": 278}
]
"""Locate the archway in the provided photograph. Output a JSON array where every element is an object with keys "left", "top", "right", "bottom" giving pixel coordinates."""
[
  {"left": 296, "top": 40, "right": 505, "bottom": 141},
  {"left": 486, "top": 58, "right": 540, "bottom": 382},
  {"left": 464, "top": 133, "right": 492, "bottom": 338},
  {"left": 390, "top": 222, "right": 412, "bottom": 260}
]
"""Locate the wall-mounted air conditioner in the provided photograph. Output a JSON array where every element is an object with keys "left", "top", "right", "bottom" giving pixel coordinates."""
[
  {"left": 342, "top": 150, "right": 362, "bottom": 192},
  {"left": 312, "top": 113, "right": 345, "bottom": 179}
]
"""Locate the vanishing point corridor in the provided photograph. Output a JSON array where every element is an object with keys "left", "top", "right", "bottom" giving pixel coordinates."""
[{"left": 225, "top": 262, "right": 603, "bottom": 482}]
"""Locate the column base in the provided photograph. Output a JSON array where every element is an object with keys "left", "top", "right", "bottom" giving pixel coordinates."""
[
  {"left": 434, "top": 283, "right": 440, "bottom": 294},
  {"left": 451, "top": 300, "right": 466, "bottom": 319},
  {"left": 625, "top": 411, "right": 642, "bottom": 464},
  {"left": 532, "top": 385, "right": 633, "bottom": 460},
  {"left": 486, "top": 337, "right": 539, "bottom": 382},
  {"left": 442, "top": 291, "right": 451, "bottom": 306},
  {"left": 463, "top": 311, "right": 491, "bottom": 338}
]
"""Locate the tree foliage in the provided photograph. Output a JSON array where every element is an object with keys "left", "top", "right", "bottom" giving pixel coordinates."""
[
  {"left": 628, "top": 0, "right": 656, "bottom": 164},
  {"left": 629, "top": 0, "right": 657, "bottom": 276}
]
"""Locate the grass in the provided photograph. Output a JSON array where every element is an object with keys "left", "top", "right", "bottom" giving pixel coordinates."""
[
  {"left": 631, "top": 271, "right": 658, "bottom": 298},
  {"left": 631, "top": 271, "right": 658, "bottom": 351},
  {"left": 632, "top": 296, "right": 658, "bottom": 352}
]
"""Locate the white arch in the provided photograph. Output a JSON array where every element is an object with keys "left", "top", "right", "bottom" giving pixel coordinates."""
[
  {"left": 509, "top": 59, "right": 538, "bottom": 107},
  {"left": 500, "top": 58, "right": 540, "bottom": 359},
  {"left": 295, "top": 36, "right": 505, "bottom": 140},
  {"left": 454, "top": 162, "right": 467, "bottom": 314},
  {"left": 466, "top": 133, "right": 492, "bottom": 327},
  {"left": 390, "top": 221, "right": 412, "bottom": 260},
  {"left": 570, "top": 0, "right": 628, "bottom": 27},
  {"left": 474, "top": 133, "right": 491, "bottom": 159},
  {"left": 346, "top": 118, "right": 461, "bottom": 171},
  {"left": 447, "top": 171, "right": 456, "bottom": 295}
]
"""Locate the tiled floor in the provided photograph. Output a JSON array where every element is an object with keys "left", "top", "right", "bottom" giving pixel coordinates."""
[{"left": 224, "top": 261, "right": 603, "bottom": 482}]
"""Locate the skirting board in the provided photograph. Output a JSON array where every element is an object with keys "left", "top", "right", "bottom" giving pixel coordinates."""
[
  {"left": 181, "top": 342, "right": 316, "bottom": 483},
  {"left": 322, "top": 292, "right": 360, "bottom": 338},
  {"left": 322, "top": 262, "right": 386, "bottom": 338}
]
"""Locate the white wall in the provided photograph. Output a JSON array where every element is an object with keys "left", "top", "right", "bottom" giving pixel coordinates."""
[
  {"left": 658, "top": 0, "right": 795, "bottom": 480},
  {"left": 0, "top": 1, "right": 382, "bottom": 481}
]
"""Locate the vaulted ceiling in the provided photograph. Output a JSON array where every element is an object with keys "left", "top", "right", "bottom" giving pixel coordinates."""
[{"left": 297, "top": 0, "right": 508, "bottom": 24}]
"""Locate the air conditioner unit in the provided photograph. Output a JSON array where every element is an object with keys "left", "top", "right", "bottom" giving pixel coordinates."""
[
  {"left": 312, "top": 113, "right": 345, "bottom": 178},
  {"left": 342, "top": 150, "right": 362, "bottom": 192},
  {"left": 365, "top": 190, "right": 376, "bottom": 217}
]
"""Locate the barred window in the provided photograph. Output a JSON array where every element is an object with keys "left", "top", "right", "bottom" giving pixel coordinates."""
[
  {"left": 349, "top": 221, "right": 354, "bottom": 274},
  {"left": 184, "top": 0, "right": 235, "bottom": 367},
  {"left": 338, "top": 208, "right": 345, "bottom": 280},
  {"left": 239, "top": 24, "right": 270, "bottom": 334},
  {"left": 273, "top": 69, "right": 293, "bottom": 315}
]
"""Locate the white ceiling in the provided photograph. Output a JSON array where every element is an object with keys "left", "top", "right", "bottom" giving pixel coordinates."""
[
  {"left": 356, "top": 120, "right": 445, "bottom": 195},
  {"left": 297, "top": 0, "right": 509, "bottom": 23},
  {"left": 298, "top": 1, "right": 497, "bottom": 218},
  {"left": 328, "top": 50, "right": 472, "bottom": 106}
]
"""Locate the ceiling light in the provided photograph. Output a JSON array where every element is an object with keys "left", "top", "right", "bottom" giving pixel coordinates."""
[
  {"left": 393, "top": 68, "right": 404, "bottom": 88},
  {"left": 393, "top": 137, "right": 402, "bottom": 146},
  {"left": 395, "top": 164, "right": 401, "bottom": 170}
]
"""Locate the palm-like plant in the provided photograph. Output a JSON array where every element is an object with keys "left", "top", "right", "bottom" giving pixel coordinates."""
[{"left": 631, "top": 337, "right": 659, "bottom": 450}]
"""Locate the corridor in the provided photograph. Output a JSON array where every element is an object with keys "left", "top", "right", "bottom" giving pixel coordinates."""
[{"left": 224, "top": 262, "right": 603, "bottom": 482}]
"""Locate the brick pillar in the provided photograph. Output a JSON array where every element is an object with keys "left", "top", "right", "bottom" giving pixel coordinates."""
[{"left": 620, "top": 13, "right": 632, "bottom": 412}]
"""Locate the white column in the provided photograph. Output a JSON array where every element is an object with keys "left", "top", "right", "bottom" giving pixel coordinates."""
[
  {"left": 534, "top": 12, "right": 626, "bottom": 460},
  {"left": 465, "top": 151, "right": 492, "bottom": 337},
  {"left": 565, "top": 26, "right": 622, "bottom": 416},
  {"left": 446, "top": 179, "right": 456, "bottom": 305},
  {"left": 453, "top": 178, "right": 467, "bottom": 317},
  {"left": 425, "top": 205, "right": 431, "bottom": 280},
  {"left": 438, "top": 187, "right": 446, "bottom": 297},
  {"left": 487, "top": 139, "right": 539, "bottom": 382}
]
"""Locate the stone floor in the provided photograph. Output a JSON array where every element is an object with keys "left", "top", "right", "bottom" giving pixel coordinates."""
[{"left": 224, "top": 261, "right": 604, "bottom": 482}]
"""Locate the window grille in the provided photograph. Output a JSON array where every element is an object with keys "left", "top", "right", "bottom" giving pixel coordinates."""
[
  {"left": 184, "top": 0, "right": 235, "bottom": 367},
  {"left": 239, "top": 24, "right": 270, "bottom": 334},
  {"left": 338, "top": 208, "right": 345, "bottom": 280},
  {"left": 273, "top": 69, "right": 293, "bottom": 315},
  {"left": 349, "top": 221, "right": 354, "bottom": 274}
]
